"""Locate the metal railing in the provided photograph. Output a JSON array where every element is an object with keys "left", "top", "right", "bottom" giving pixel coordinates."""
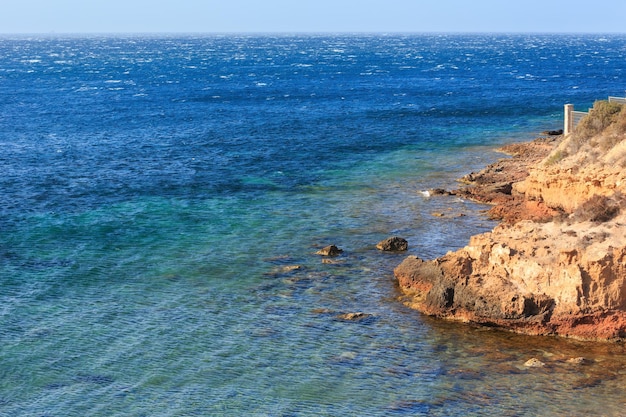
[
  {"left": 572, "top": 110, "right": 588, "bottom": 126},
  {"left": 564, "top": 95, "right": 625, "bottom": 135},
  {"left": 608, "top": 96, "right": 626, "bottom": 104}
]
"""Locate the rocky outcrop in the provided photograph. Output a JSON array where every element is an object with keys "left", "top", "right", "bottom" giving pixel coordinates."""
[
  {"left": 451, "top": 135, "right": 562, "bottom": 223},
  {"left": 395, "top": 101, "right": 626, "bottom": 341},
  {"left": 376, "top": 236, "right": 408, "bottom": 252},
  {"left": 395, "top": 217, "right": 626, "bottom": 340},
  {"left": 316, "top": 245, "right": 343, "bottom": 256}
]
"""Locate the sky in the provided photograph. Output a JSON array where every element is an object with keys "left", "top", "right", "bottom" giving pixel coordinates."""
[{"left": 1, "top": 0, "right": 625, "bottom": 34}]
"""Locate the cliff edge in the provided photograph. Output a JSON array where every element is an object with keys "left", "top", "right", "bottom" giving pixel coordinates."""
[{"left": 395, "top": 100, "right": 626, "bottom": 341}]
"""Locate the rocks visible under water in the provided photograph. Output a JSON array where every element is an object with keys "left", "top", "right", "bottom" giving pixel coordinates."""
[
  {"left": 336, "top": 312, "right": 373, "bottom": 321},
  {"left": 524, "top": 358, "right": 546, "bottom": 368}
]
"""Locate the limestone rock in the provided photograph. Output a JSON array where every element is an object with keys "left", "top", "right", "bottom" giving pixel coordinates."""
[
  {"left": 376, "top": 236, "right": 408, "bottom": 252},
  {"left": 524, "top": 358, "right": 545, "bottom": 368},
  {"left": 566, "top": 357, "right": 589, "bottom": 365},
  {"left": 395, "top": 130, "right": 626, "bottom": 341}
]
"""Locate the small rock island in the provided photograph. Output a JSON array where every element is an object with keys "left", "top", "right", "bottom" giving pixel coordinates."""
[{"left": 395, "top": 99, "right": 626, "bottom": 341}]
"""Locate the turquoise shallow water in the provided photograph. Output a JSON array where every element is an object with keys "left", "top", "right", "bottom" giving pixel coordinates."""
[{"left": 1, "top": 34, "right": 626, "bottom": 416}]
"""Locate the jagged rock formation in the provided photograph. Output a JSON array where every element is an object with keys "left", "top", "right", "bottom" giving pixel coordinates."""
[
  {"left": 395, "top": 100, "right": 626, "bottom": 341},
  {"left": 316, "top": 245, "right": 343, "bottom": 256},
  {"left": 376, "top": 236, "right": 408, "bottom": 252}
]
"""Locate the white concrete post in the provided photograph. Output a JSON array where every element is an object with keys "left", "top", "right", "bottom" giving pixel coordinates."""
[{"left": 564, "top": 104, "right": 574, "bottom": 136}]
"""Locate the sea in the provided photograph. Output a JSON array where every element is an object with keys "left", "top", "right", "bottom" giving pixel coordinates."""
[{"left": 1, "top": 33, "right": 625, "bottom": 416}]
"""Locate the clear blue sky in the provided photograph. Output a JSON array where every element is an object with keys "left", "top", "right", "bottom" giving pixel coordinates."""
[{"left": 2, "top": 0, "right": 625, "bottom": 34}]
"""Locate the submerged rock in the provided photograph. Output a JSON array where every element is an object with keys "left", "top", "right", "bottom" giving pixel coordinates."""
[
  {"left": 376, "top": 236, "right": 408, "bottom": 252},
  {"left": 281, "top": 265, "right": 301, "bottom": 272},
  {"left": 337, "top": 312, "right": 372, "bottom": 321},
  {"left": 524, "top": 358, "right": 545, "bottom": 368},
  {"left": 566, "top": 357, "right": 589, "bottom": 365},
  {"left": 321, "top": 258, "right": 344, "bottom": 265}
]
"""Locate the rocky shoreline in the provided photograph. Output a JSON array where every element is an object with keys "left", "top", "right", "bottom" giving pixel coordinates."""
[
  {"left": 394, "top": 103, "right": 626, "bottom": 341},
  {"left": 450, "top": 134, "right": 562, "bottom": 224}
]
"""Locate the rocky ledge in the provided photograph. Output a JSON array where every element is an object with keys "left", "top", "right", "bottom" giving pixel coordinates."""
[{"left": 395, "top": 100, "right": 626, "bottom": 341}]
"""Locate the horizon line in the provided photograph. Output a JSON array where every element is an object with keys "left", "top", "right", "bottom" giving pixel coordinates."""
[{"left": 1, "top": 30, "right": 625, "bottom": 37}]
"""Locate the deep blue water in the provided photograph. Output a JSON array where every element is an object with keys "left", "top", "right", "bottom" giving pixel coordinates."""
[{"left": 1, "top": 34, "right": 626, "bottom": 416}]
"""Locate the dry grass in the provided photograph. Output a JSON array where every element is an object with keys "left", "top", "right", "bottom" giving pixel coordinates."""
[
  {"left": 557, "top": 101, "right": 626, "bottom": 166},
  {"left": 574, "top": 100, "right": 624, "bottom": 143},
  {"left": 570, "top": 193, "right": 623, "bottom": 223},
  {"left": 544, "top": 149, "right": 567, "bottom": 166}
]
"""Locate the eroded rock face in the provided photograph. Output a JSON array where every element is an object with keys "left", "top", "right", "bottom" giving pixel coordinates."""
[
  {"left": 395, "top": 132, "right": 626, "bottom": 341},
  {"left": 395, "top": 218, "right": 626, "bottom": 340}
]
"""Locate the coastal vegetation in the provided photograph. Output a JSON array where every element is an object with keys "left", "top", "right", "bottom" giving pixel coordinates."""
[
  {"left": 575, "top": 100, "right": 626, "bottom": 144},
  {"left": 557, "top": 100, "right": 626, "bottom": 166}
]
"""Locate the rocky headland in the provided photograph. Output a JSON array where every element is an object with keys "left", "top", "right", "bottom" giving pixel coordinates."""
[{"left": 395, "top": 100, "right": 626, "bottom": 341}]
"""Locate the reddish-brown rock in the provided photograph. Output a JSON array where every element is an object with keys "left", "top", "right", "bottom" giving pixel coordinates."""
[{"left": 395, "top": 120, "right": 626, "bottom": 341}]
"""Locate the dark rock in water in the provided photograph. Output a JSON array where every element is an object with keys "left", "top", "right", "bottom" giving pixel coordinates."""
[
  {"left": 572, "top": 376, "right": 603, "bottom": 390},
  {"left": 74, "top": 374, "right": 115, "bottom": 385},
  {"left": 542, "top": 129, "right": 563, "bottom": 136},
  {"left": 376, "top": 236, "right": 408, "bottom": 252},
  {"left": 387, "top": 399, "right": 431, "bottom": 414},
  {"left": 316, "top": 245, "right": 343, "bottom": 256},
  {"left": 264, "top": 265, "right": 303, "bottom": 277}
]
